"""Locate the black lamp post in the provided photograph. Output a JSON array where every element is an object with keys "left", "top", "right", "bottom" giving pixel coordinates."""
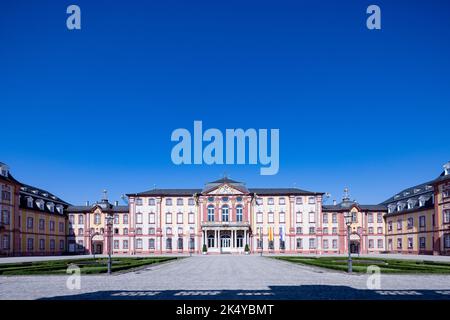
[
  {"left": 105, "top": 214, "right": 114, "bottom": 275},
  {"left": 344, "top": 211, "right": 353, "bottom": 273}
]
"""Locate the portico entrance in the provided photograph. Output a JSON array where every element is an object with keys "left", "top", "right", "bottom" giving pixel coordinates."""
[{"left": 202, "top": 224, "right": 250, "bottom": 254}]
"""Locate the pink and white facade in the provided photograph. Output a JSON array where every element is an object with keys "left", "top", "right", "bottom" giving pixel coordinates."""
[{"left": 67, "top": 177, "right": 387, "bottom": 255}]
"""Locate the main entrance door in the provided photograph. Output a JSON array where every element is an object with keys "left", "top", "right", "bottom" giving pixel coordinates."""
[{"left": 221, "top": 235, "right": 231, "bottom": 253}]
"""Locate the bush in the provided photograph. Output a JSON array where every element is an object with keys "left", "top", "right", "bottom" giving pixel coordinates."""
[
  {"left": 244, "top": 244, "right": 250, "bottom": 252},
  {"left": 202, "top": 244, "right": 208, "bottom": 253}
]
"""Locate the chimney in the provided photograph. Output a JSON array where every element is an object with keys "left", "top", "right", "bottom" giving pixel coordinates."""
[
  {"left": 85, "top": 201, "right": 89, "bottom": 206},
  {"left": 333, "top": 200, "right": 337, "bottom": 205},
  {"left": 114, "top": 200, "right": 119, "bottom": 206}
]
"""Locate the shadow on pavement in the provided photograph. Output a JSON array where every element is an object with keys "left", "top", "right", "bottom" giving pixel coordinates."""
[{"left": 41, "top": 285, "right": 450, "bottom": 300}]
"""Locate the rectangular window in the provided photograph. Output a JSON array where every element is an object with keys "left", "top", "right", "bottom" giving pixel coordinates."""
[
  {"left": 397, "top": 238, "right": 402, "bottom": 249},
  {"left": 377, "top": 227, "right": 383, "bottom": 234},
  {"left": 377, "top": 239, "right": 383, "bottom": 248},
  {"left": 296, "top": 212, "right": 302, "bottom": 223},
  {"left": 332, "top": 239, "right": 338, "bottom": 249},
  {"left": 123, "top": 214, "right": 129, "bottom": 224},
  {"left": 123, "top": 240, "right": 129, "bottom": 249},
  {"left": 407, "top": 217, "right": 414, "bottom": 229},
  {"left": 1, "top": 210, "right": 10, "bottom": 225},
  {"left": 368, "top": 239, "right": 374, "bottom": 248},
  {"left": 444, "top": 234, "right": 450, "bottom": 249},
  {"left": 332, "top": 213, "right": 337, "bottom": 223},
  {"left": 39, "top": 219, "right": 45, "bottom": 230},
  {"left": 166, "top": 198, "right": 172, "bottom": 206},
  {"left": 78, "top": 215, "right": 84, "bottom": 225},
  {"left": 136, "top": 239, "right": 143, "bottom": 249},
  {"left": 279, "top": 197, "right": 286, "bottom": 205},
  {"left": 188, "top": 213, "right": 195, "bottom": 224},
  {"left": 50, "top": 221, "right": 55, "bottom": 231},
  {"left": 268, "top": 212, "right": 274, "bottom": 223},
  {"left": 419, "top": 237, "right": 426, "bottom": 249},
  {"left": 136, "top": 198, "right": 143, "bottom": 206},
  {"left": 309, "top": 238, "right": 316, "bottom": 249},
  {"left": 188, "top": 198, "right": 195, "bottom": 206},
  {"left": 59, "top": 222, "right": 64, "bottom": 233},
  {"left": 2, "top": 235, "right": 10, "bottom": 250},
  {"left": 323, "top": 239, "right": 329, "bottom": 249},
  {"left": 368, "top": 213, "right": 373, "bottom": 223},
  {"left": 368, "top": 227, "right": 374, "bottom": 234},
  {"left": 148, "top": 198, "right": 155, "bottom": 206},
  {"left": 27, "top": 238, "right": 34, "bottom": 251},
  {"left": 323, "top": 213, "right": 328, "bottom": 224},
  {"left": 377, "top": 213, "right": 383, "bottom": 223},
  {"left": 60, "top": 240, "right": 65, "bottom": 250},
  {"left": 166, "top": 213, "right": 172, "bottom": 224},
  {"left": 296, "top": 197, "right": 303, "bottom": 205},
  {"left": 114, "top": 215, "right": 119, "bottom": 224},
  {"left": 268, "top": 198, "right": 274, "bottom": 205},
  {"left": 149, "top": 213, "right": 155, "bottom": 224},
  {"left": 444, "top": 210, "right": 450, "bottom": 224},
  {"left": 309, "top": 212, "right": 315, "bottom": 223},
  {"left": 27, "top": 217, "right": 34, "bottom": 229},
  {"left": 149, "top": 238, "right": 155, "bottom": 249},
  {"left": 397, "top": 220, "right": 402, "bottom": 230},
  {"left": 114, "top": 240, "right": 119, "bottom": 249},
  {"left": 39, "top": 239, "right": 45, "bottom": 250},
  {"left": 177, "top": 198, "right": 184, "bottom": 206},
  {"left": 149, "top": 227, "right": 155, "bottom": 235},
  {"left": 323, "top": 227, "right": 328, "bottom": 234},
  {"left": 177, "top": 212, "right": 183, "bottom": 224},
  {"left": 50, "top": 239, "right": 55, "bottom": 251},
  {"left": 419, "top": 216, "right": 426, "bottom": 228},
  {"left": 279, "top": 212, "right": 285, "bottom": 224},
  {"left": 332, "top": 227, "right": 337, "bottom": 234},
  {"left": 136, "top": 213, "right": 143, "bottom": 224},
  {"left": 388, "top": 221, "right": 393, "bottom": 232},
  {"left": 296, "top": 227, "right": 302, "bottom": 235},
  {"left": 308, "top": 197, "right": 315, "bottom": 204},
  {"left": 257, "top": 212, "right": 263, "bottom": 223},
  {"left": 296, "top": 238, "right": 302, "bottom": 249},
  {"left": 408, "top": 237, "right": 413, "bottom": 249},
  {"left": 309, "top": 227, "right": 315, "bottom": 234}
]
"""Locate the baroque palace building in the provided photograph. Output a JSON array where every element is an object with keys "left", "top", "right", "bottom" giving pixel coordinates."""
[{"left": 1, "top": 161, "right": 449, "bottom": 256}]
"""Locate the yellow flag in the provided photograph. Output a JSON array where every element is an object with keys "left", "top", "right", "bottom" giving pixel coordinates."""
[{"left": 268, "top": 227, "right": 274, "bottom": 241}]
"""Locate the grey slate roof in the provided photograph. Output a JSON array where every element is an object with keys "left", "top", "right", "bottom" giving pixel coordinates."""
[{"left": 323, "top": 200, "right": 387, "bottom": 212}]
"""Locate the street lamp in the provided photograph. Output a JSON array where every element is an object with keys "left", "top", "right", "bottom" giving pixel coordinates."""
[
  {"left": 105, "top": 214, "right": 114, "bottom": 275},
  {"left": 343, "top": 212, "right": 353, "bottom": 273}
]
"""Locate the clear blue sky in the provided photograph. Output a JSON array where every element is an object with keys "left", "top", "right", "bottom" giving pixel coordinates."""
[{"left": 1, "top": 0, "right": 449, "bottom": 205}]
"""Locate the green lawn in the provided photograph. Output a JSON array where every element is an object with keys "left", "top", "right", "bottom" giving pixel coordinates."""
[
  {"left": 0, "top": 257, "right": 178, "bottom": 275},
  {"left": 274, "top": 256, "right": 450, "bottom": 274}
]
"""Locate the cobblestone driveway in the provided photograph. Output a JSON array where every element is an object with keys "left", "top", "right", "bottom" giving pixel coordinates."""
[{"left": 1, "top": 255, "right": 450, "bottom": 300}]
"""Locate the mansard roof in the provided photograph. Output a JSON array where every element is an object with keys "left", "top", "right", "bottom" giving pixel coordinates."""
[
  {"left": 67, "top": 199, "right": 128, "bottom": 213},
  {"left": 323, "top": 199, "right": 387, "bottom": 212},
  {"left": 249, "top": 188, "right": 321, "bottom": 196}
]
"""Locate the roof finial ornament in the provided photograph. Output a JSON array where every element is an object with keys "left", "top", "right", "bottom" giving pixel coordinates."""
[
  {"left": 343, "top": 187, "right": 350, "bottom": 202},
  {"left": 102, "top": 189, "right": 108, "bottom": 201}
]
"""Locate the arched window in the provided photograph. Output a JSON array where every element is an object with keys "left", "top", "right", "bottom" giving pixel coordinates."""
[
  {"left": 207, "top": 205, "right": 215, "bottom": 222},
  {"left": 94, "top": 213, "right": 101, "bottom": 225},
  {"left": 222, "top": 205, "right": 229, "bottom": 222},
  {"left": 207, "top": 234, "right": 215, "bottom": 248},
  {"left": 166, "top": 238, "right": 172, "bottom": 250},
  {"left": 236, "top": 205, "right": 243, "bottom": 222}
]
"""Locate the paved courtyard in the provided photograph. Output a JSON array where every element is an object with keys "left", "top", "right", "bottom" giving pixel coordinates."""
[{"left": 1, "top": 255, "right": 450, "bottom": 300}]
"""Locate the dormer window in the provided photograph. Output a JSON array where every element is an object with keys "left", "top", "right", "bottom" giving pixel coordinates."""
[
  {"left": 27, "top": 197, "right": 33, "bottom": 208},
  {"left": 403, "top": 191, "right": 410, "bottom": 197},
  {"left": 397, "top": 202, "right": 406, "bottom": 212},
  {"left": 394, "top": 195, "right": 400, "bottom": 200},
  {"left": 419, "top": 196, "right": 427, "bottom": 207},
  {"left": 56, "top": 205, "right": 63, "bottom": 214},
  {"left": 47, "top": 202, "right": 55, "bottom": 213},
  {"left": 36, "top": 199, "right": 45, "bottom": 210},
  {"left": 388, "top": 204, "right": 396, "bottom": 214},
  {"left": 414, "top": 188, "right": 421, "bottom": 194},
  {"left": 425, "top": 185, "right": 433, "bottom": 191},
  {"left": 0, "top": 163, "right": 9, "bottom": 177},
  {"left": 407, "top": 199, "right": 417, "bottom": 209}
]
